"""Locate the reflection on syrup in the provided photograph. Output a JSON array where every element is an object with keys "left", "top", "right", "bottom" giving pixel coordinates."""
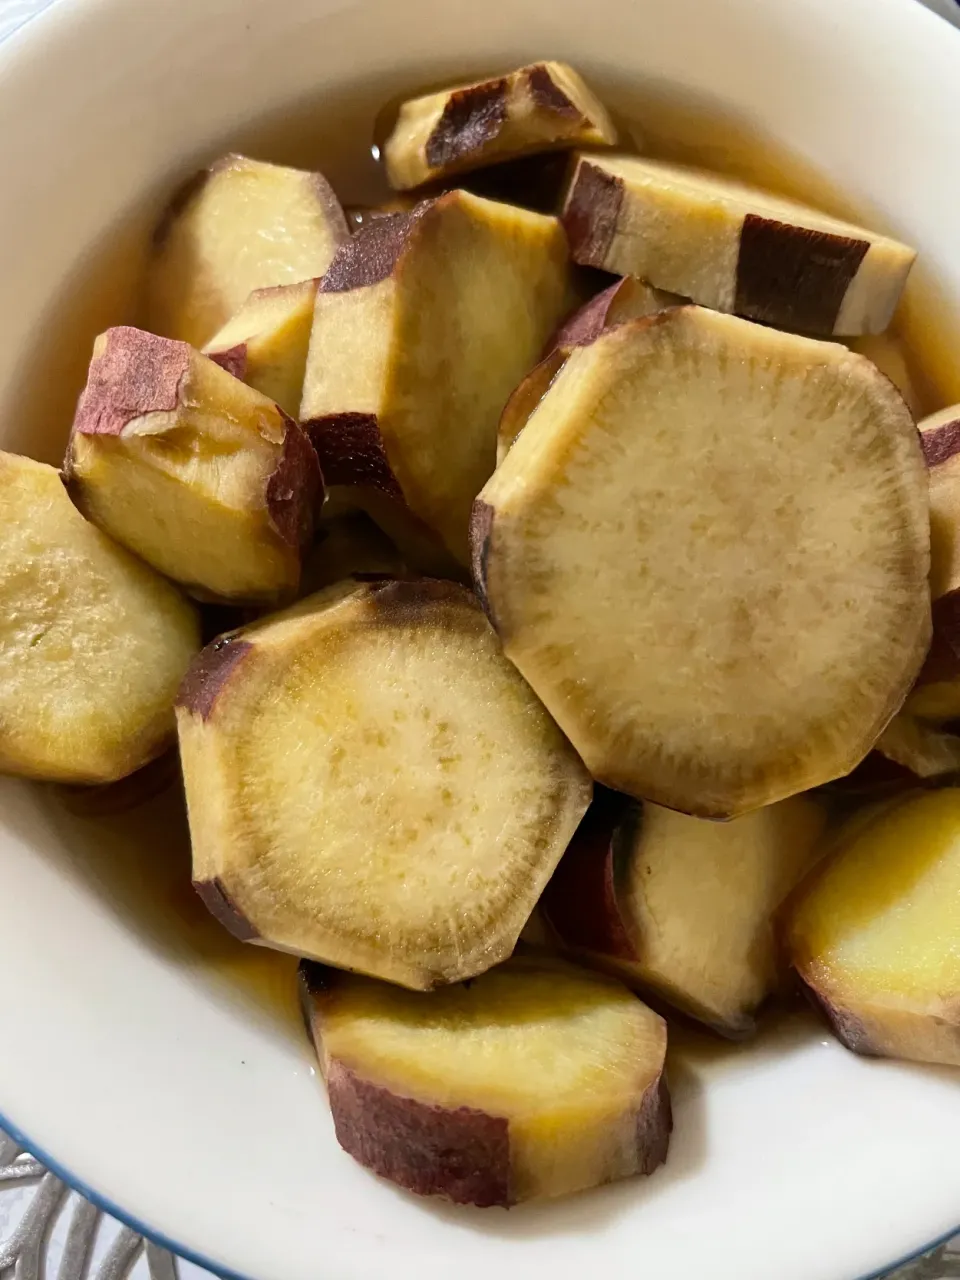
[{"left": 11, "top": 65, "right": 960, "bottom": 1038}]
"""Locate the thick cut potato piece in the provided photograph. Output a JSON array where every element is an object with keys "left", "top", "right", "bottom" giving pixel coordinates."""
[
  {"left": 897, "top": 404, "right": 960, "bottom": 723},
  {"left": 562, "top": 153, "right": 916, "bottom": 336},
  {"left": 786, "top": 789, "right": 960, "bottom": 1066},
  {"left": 834, "top": 722, "right": 960, "bottom": 795},
  {"left": 177, "top": 579, "right": 591, "bottom": 989},
  {"left": 0, "top": 453, "right": 200, "bottom": 783},
  {"left": 384, "top": 63, "right": 617, "bottom": 191},
  {"left": 144, "top": 153, "right": 348, "bottom": 347},
  {"left": 904, "top": 622, "right": 960, "bottom": 724},
  {"left": 497, "top": 278, "right": 680, "bottom": 463},
  {"left": 301, "top": 190, "right": 572, "bottom": 564},
  {"left": 874, "top": 715, "right": 960, "bottom": 781},
  {"left": 65, "top": 327, "right": 321, "bottom": 604},
  {"left": 542, "top": 791, "right": 826, "bottom": 1035},
  {"left": 919, "top": 405, "right": 960, "bottom": 603},
  {"left": 870, "top": 403, "right": 960, "bottom": 755},
  {"left": 300, "top": 955, "right": 670, "bottom": 1205},
  {"left": 473, "top": 307, "right": 930, "bottom": 817},
  {"left": 202, "top": 279, "right": 318, "bottom": 417}
]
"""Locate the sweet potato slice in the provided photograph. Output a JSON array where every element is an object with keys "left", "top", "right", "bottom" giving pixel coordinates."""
[
  {"left": 384, "top": 63, "right": 617, "bottom": 191},
  {"left": 893, "top": 403, "right": 960, "bottom": 724},
  {"left": 300, "top": 954, "right": 670, "bottom": 1205},
  {"left": 473, "top": 306, "right": 930, "bottom": 817},
  {"left": 561, "top": 153, "right": 916, "bottom": 336},
  {"left": 0, "top": 453, "right": 200, "bottom": 783},
  {"left": 919, "top": 404, "right": 960, "bottom": 599},
  {"left": 177, "top": 579, "right": 591, "bottom": 988},
  {"left": 497, "top": 278, "right": 679, "bottom": 463},
  {"left": 874, "top": 715, "right": 960, "bottom": 781},
  {"left": 831, "top": 727, "right": 960, "bottom": 795},
  {"left": 300, "top": 190, "right": 571, "bottom": 564},
  {"left": 64, "top": 327, "right": 321, "bottom": 604},
  {"left": 144, "top": 153, "right": 348, "bottom": 347},
  {"left": 835, "top": 401, "right": 960, "bottom": 778},
  {"left": 202, "top": 279, "right": 318, "bottom": 417},
  {"left": 542, "top": 790, "right": 826, "bottom": 1035},
  {"left": 786, "top": 788, "right": 960, "bottom": 1066},
  {"left": 864, "top": 402, "right": 960, "bottom": 743}
]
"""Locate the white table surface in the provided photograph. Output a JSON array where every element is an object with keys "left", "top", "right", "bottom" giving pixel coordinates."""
[{"left": 0, "top": 0, "right": 959, "bottom": 1277}]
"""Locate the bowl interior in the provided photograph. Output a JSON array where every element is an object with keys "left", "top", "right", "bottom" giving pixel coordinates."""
[{"left": 1, "top": 1, "right": 960, "bottom": 1278}]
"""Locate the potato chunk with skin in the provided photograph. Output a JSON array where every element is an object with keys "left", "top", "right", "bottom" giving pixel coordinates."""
[
  {"left": 202, "top": 279, "right": 318, "bottom": 418},
  {"left": 899, "top": 404, "right": 960, "bottom": 723},
  {"left": 473, "top": 307, "right": 930, "bottom": 817},
  {"left": 177, "top": 578, "right": 591, "bottom": 989},
  {"left": 384, "top": 63, "right": 617, "bottom": 192},
  {"left": 874, "top": 715, "right": 960, "bottom": 781},
  {"left": 833, "top": 722, "right": 960, "bottom": 795},
  {"left": 144, "top": 154, "right": 348, "bottom": 347},
  {"left": 300, "top": 955, "right": 670, "bottom": 1206},
  {"left": 0, "top": 453, "right": 200, "bottom": 783},
  {"left": 922, "top": 405, "right": 960, "bottom": 600},
  {"left": 786, "top": 789, "right": 960, "bottom": 1066},
  {"left": 562, "top": 153, "right": 916, "bottom": 336},
  {"left": 64, "top": 327, "right": 321, "bottom": 605},
  {"left": 542, "top": 790, "right": 826, "bottom": 1036},
  {"left": 300, "top": 190, "right": 572, "bottom": 565},
  {"left": 865, "top": 403, "right": 960, "bottom": 759}
]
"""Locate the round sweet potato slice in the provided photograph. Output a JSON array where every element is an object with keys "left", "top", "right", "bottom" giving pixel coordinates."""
[
  {"left": 473, "top": 306, "right": 930, "bottom": 817},
  {"left": 177, "top": 578, "right": 591, "bottom": 988}
]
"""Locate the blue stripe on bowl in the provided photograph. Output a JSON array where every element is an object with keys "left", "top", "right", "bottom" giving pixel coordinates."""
[
  {"left": 0, "top": 1107, "right": 255, "bottom": 1280},
  {"left": 3, "top": 1098, "right": 959, "bottom": 1280}
]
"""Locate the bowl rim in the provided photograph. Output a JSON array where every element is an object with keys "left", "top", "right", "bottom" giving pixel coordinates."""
[
  {"left": 2, "top": 1, "right": 960, "bottom": 1278},
  {"left": 3, "top": 1077, "right": 959, "bottom": 1279},
  {"left": 0, "top": 1107, "right": 254, "bottom": 1280}
]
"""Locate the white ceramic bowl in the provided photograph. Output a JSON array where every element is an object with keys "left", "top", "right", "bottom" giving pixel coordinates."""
[{"left": 1, "top": 1, "right": 960, "bottom": 1277}]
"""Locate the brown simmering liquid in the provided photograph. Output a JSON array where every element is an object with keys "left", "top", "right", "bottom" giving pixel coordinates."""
[{"left": 27, "top": 70, "right": 960, "bottom": 1037}]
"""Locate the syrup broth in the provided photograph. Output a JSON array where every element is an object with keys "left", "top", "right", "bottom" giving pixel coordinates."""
[{"left": 26, "top": 68, "right": 960, "bottom": 1038}]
